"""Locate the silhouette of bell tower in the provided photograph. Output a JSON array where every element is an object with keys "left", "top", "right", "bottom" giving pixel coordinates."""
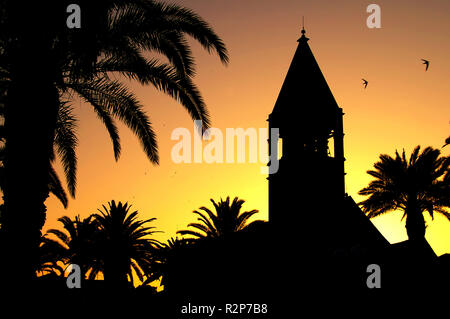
[{"left": 268, "top": 28, "right": 346, "bottom": 236}]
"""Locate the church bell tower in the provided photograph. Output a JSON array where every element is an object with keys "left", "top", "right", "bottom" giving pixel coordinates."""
[{"left": 268, "top": 28, "right": 346, "bottom": 235}]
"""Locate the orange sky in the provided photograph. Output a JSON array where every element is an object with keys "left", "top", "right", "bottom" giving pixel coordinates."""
[{"left": 44, "top": 0, "right": 450, "bottom": 255}]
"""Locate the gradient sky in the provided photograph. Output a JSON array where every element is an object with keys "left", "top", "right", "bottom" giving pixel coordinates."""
[{"left": 44, "top": 0, "right": 450, "bottom": 255}]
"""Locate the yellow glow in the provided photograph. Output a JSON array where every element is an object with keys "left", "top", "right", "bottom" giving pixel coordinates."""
[{"left": 43, "top": 0, "right": 450, "bottom": 259}]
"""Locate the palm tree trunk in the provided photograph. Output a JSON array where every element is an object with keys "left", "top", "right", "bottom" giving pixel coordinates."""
[
  {"left": 405, "top": 205, "right": 426, "bottom": 243},
  {"left": 0, "top": 36, "right": 59, "bottom": 285},
  {"left": 103, "top": 253, "right": 130, "bottom": 289}
]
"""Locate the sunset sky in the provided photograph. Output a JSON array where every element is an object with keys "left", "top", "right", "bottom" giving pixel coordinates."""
[{"left": 44, "top": 0, "right": 450, "bottom": 255}]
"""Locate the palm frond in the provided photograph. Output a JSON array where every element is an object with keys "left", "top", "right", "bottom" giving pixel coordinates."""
[
  {"left": 68, "top": 78, "right": 159, "bottom": 164},
  {"left": 176, "top": 229, "right": 206, "bottom": 239},
  {"left": 46, "top": 229, "right": 70, "bottom": 246},
  {"left": 139, "top": 1, "right": 229, "bottom": 65},
  {"left": 236, "top": 210, "right": 259, "bottom": 231},
  {"left": 48, "top": 165, "right": 68, "bottom": 208},
  {"left": 54, "top": 102, "right": 78, "bottom": 197},
  {"left": 96, "top": 54, "right": 210, "bottom": 130},
  {"left": 178, "top": 196, "right": 260, "bottom": 239},
  {"left": 90, "top": 101, "right": 121, "bottom": 161}
]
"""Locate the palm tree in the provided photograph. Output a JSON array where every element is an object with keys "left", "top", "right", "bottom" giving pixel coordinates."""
[
  {"left": 143, "top": 236, "right": 193, "bottom": 289},
  {"left": 36, "top": 234, "right": 67, "bottom": 278},
  {"left": 0, "top": 0, "right": 228, "bottom": 280},
  {"left": 94, "top": 200, "right": 160, "bottom": 288},
  {"left": 44, "top": 215, "right": 102, "bottom": 280},
  {"left": 177, "top": 197, "right": 261, "bottom": 239},
  {"left": 358, "top": 146, "right": 450, "bottom": 242},
  {"left": 0, "top": 101, "right": 75, "bottom": 208}
]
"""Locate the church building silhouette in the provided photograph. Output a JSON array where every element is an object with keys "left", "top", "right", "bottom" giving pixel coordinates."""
[
  {"left": 164, "top": 27, "right": 447, "bottom": 308},
  {"left": 268, "top": 27, "right": 387, "bottom": 252}
]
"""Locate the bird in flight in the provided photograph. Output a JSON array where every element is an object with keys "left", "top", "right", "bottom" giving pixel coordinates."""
[
  {"left": 362, "top": 79, "right": 368, "bottom": 89},
  {"left": 421, "top": 59, "right": 429, "bottom": 71},
  {"left": 443, "top": 136, "right": 450, "bottom": 148}
]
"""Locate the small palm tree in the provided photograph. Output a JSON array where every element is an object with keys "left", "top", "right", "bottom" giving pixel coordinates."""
[
  {"left": 94, "top": 200, "right": 160, "bottom": 287},
  {"left": 45, "top": 215, "right": 102, "bottom": 279},
  {"left": 359, "top": 146, "right": 450, "bottom": 242},
  {"left": 36, "top": 234, "right": 67, "bottom": 277},
  {"left": 144, "top": 237, "right": 192, "bottom": 289},
  {"left": 177, "top": 197, "right": 261, "bottom": 239}
]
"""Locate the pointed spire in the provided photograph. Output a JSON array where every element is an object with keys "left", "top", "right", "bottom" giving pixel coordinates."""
[{"left": 270, "top": 21, "right": 339, "bottom": 130}]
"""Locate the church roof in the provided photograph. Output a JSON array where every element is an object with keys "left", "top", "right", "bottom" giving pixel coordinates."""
[{"left": 269, "top": 29, "right": 339, "bottom": 132}]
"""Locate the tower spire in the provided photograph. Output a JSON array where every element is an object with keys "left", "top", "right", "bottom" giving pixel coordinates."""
[{"left": 298, "top": 16, "right": 308, "bottom": 42}]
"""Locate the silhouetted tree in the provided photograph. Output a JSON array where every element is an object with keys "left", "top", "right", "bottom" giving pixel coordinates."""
[
  {"left": 44, "top": 215, "right": 102, "bottom": 279},
  {"left": 359, "top": 146, "right": 450, "bottom": 242},
  {"left": 144, "top": 237, "right": 192, "bottom": 290},
  {"left": 0, "top": 0, "right": 228, "bottom": 281},
  {"left": 0, "top": 102, "right": 75, "bottom": 208},
  {"left": 36, "top": 234, "right": 67, "bottom": 277},
  {"left": 94, "top": 200, "right": 160, "bottom": 288},
  {"left": 177, "top": 197, "right": 261, "bottom": 239}
]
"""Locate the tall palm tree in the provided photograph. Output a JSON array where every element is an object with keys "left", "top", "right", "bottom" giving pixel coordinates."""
[
  {"left": 0, "top": 101, "right": 76, "bottom": 208},
  {"left": 358, "top": 146, "right": 450, "bottom": 242},
  {"left": 94, "top": 200, "right": 160, "bottom": 287},
  {"left": 177, "top": 197, "right": 261, "bottom": 239},
  {"left": 0, "top": 0, "right": 228, "bottom": 281}
]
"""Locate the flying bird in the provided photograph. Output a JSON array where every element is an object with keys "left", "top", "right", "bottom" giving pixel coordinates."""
[
  {"left": 443, "top": 136, "right": 450, "bottom": 148},
  {"left": 421, "top": 59, "right": 429, "bottom": 71},
  {"left": 362, "top": 79, "right": 368, "bottom": 89}
]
